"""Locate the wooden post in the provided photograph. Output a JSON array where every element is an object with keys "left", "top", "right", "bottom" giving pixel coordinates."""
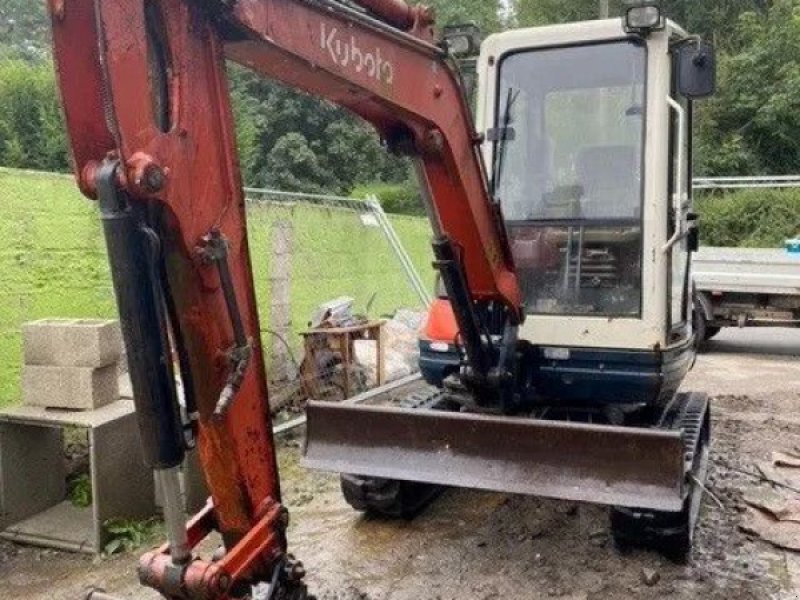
[
  {"left": 375, "top": 322, "right": 385, "bottom": 386},
  {"left": 599, "top": 0, "right": 610, "bottom": 18},
  {"left": 269, "top": 220, "right": 294, "bottom": 385}
]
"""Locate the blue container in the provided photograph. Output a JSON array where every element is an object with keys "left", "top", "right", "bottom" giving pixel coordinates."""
[{"left": 786, "top": 239, "right": 800, "bottom": 254}]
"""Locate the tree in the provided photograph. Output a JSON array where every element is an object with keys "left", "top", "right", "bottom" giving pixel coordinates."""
[
  {"left": 511, "top": 0, "right": 768, "bottom": 40},
  {"left": 0, "top": 0, "right": 49, "bottom": 60},
  {"left": 695, "top": 0, "right": 800, "bottom": 175},
  {"left": 8, "top": 0, "right": 794, "bottom": 189},
  {"left": 426, "top": 0, "right": 504, "bottom": 32},
  {"left": 0, "top": 60, "right": 68, "bottom": 172},
  {"left": 512, "top": 0, "right": 614, "bottom": 27},
  {"left": 229, "top": 66, "right": 407, "bottom": 193},
  {"left": 660, "top": 0, "right": 769, "bottom": 47}
]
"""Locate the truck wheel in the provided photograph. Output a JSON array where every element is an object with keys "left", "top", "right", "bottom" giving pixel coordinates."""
[
  {"left": 340, "top": 474, "right": 443, "bottom": 519},
  {"left": 693, "top": 310, "right": 708, "bottom": 352}
]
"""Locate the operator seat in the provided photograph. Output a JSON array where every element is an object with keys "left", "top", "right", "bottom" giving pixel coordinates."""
[{"left": 576, "top": 145, "right": 639, "bottom": 218}]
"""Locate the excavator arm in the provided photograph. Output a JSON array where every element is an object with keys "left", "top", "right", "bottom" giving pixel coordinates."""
[{"left": 48, "top": 0, "right": 520, "bottom": 598}]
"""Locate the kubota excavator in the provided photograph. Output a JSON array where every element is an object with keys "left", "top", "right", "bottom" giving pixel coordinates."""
[{"left": 47, "top": 0, "right": 714, "bottom": 598}]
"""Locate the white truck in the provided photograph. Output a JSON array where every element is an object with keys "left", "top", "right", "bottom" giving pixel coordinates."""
[{"left": 693, "top": 247, "right": 800, "bottom": 344}]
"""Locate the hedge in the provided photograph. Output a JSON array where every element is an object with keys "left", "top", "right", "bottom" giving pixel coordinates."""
[
  {"left": 696, "top": 188, "right": 800, "bottom": 248},
  {"left": 351, "top": 182, "right": 425, "bottom": 216}
]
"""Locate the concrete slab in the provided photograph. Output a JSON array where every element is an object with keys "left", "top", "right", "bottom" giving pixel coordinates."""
[
  {"left": 0, "top": 501, "right": 94, "bottom": 553},
  {"left": 0, "top": 423, "right": 65, "bottom": 530},
  {"left": 0, "top": 398, "right": 136, "bottom": 428},
  {"left": 0, "top": 400, "right": 155, "bottom": 553}
]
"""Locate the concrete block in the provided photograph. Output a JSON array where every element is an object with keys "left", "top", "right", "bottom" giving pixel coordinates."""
[
  {"left": 23, "top": 319, "right": 122, "bottom": 368},
  {"left": 0, "top": 400, "right": 156, "bottom": 553},
  {"left": 0, "top": 423, "right": 65, "bottom": 530},
  {"left": 23, "top": 364, "right": 119, "bottom": 410},
  {"left": 92, "top": 405, "right": 156, "bottom": 549}
]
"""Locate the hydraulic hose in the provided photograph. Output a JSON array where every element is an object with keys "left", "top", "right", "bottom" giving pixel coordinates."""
[{"left": 352, "top": 0, "right": 416, "bottom": 30}]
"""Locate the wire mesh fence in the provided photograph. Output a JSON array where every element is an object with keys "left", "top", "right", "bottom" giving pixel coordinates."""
[
  {"left": 0, "top": 167, "right": 435, "bottom": 410},
  {"left": 243, "top": 187, "right": 433, "bottom": 413}
]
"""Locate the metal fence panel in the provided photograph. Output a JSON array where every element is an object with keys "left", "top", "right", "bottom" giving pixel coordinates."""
[
  {"left": 693, "top": 176, "right": 800, "bottom": 190},
  {"left": 0, "top": 169, "right": 434, "bottom": 409}
]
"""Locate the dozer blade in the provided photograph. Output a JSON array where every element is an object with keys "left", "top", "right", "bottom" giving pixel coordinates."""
[{"left": 303, "top": 402, "right": 686, "bottom": 512}]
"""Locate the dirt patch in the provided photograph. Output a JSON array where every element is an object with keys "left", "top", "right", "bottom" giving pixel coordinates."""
[
  {"left": 1, "top": 329, "right": 798, "bottom": 600},
  {"left": 283, "top": 331, "right": 800, "bottom": 600},
  {"left": 284, "top": 427, "right": 788, "bottom": 600}
]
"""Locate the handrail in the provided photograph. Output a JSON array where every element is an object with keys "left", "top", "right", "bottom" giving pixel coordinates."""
[{"left": 664, "top": 96, "right": 687, "bottom": 253}]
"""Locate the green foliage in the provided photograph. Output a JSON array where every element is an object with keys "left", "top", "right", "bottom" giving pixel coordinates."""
[
  {"left": 68, "top": 473, "right": 92, "bottom": 508},
  {"left": 4, "top": 0, "right": 800, "bottom": 187},
  {"left": 695, "top": 1, "right": 800, "bottom": 176},
  {"left": 103, "top": 518, "right": 162, "bottom": 555},
  {"left": 229, "top": 66, "right": 408, "bottom": 194},
  {"left": 351, "top": 182, "right": 425, "bottom": 216},
  {"left": 696, "top": 188, "right": 800, "bottom": 247},
  {"left": 0, "top": 0, "right": 49, "bottom": 61},
  {"left": 0, "top": 60, "right": 69, "bottom": 172},
  {"left": 513, "top": 0, "right": 614, "bottom": 27},
  {"left": 659, "top": 1, "right": 768, "bottom": 45},
  {"left": 511, "top": 0, "right": 766, "bottom": 37},
  {"left": 427, "top": 0, "right": 503, "bottom": 32}
]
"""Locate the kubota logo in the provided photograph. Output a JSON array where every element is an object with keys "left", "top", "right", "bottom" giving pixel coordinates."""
[{"left": 320, "top": 23, "right": 395, "bottom": 85}]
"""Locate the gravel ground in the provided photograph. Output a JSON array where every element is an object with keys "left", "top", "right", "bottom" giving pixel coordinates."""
[{"left": 1, "top": 327, "right": 798, "bottom": 600}]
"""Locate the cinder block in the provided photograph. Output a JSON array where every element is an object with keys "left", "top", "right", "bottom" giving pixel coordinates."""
[
  {"left": 0, "top": 400, "right": 156, "bottom": 553},
  {"left": 23, "top": 364, "right": 119, "bottom": 410},
  {"left": 0, "top": 423, "right": 65, "bottom": 530},
  {"left": 23, "top": 319, "right": 122, "bottom": 368}
]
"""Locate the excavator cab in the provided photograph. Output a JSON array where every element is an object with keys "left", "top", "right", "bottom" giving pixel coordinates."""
[
  {"left": 420, "top": 17, "right": 714, "bottom": 410},
  {"left": 306, "top": 14, "right": 715, "bottom": 558}
]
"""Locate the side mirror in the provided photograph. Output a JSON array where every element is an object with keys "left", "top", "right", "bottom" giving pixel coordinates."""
[{"left": 676, "top": 41, "right": 716, "bottom": 99}]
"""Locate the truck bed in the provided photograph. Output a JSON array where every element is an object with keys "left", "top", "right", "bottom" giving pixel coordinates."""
[{"left": 693, "top": 247, "right": 800, "bottom": 296}]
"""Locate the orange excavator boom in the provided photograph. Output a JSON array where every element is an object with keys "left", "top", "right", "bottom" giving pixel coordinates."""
[{"left": 48, "top": 0, "right": 521, "bottom": 598}]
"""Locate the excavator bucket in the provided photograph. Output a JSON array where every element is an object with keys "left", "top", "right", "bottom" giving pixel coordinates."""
[{"left": 303, "top": 402, "right": 687, "bottom": 512}]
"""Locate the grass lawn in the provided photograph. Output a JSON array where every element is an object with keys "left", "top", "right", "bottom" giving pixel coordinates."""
[{"left": 0, "top": 168, "right": 433, "bottom": 406}]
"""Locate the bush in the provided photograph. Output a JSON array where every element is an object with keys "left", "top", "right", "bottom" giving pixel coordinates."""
[
  {"left": 0, "top": 60, "right": 68, "bottom": 172},
  {"left": 352, "top": 182, "right": 424, "bottom": 216},
  {"left": 696, "top": 188, "right": 800, "bottom": 248}
]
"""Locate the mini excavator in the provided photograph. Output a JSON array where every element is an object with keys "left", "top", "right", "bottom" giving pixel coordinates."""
[{"left": 48, "top": 1, "right": 715, "bottom": 598}]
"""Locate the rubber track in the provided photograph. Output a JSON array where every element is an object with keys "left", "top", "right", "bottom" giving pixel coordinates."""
[
  {"left": 340, "top": 387, "right": 448, "bottom": 518},
  {"left": 610, "top": 392, "right": 710, "bottom": 562}
]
